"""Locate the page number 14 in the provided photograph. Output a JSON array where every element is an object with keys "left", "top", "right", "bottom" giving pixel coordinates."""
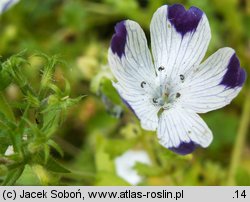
[{"left": 234, "top": 190, "right": 246, "bottom": 199}]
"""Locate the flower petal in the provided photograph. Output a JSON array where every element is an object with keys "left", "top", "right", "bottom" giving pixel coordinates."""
[
  {"left": 113, "top": 82, "right": 160, "bottom": 130},
  {"left": 108, "top": 20, "right": 159, "bottom": 130},
  {"left": 157, "top": 107, "right": 213, "bottom": 155},
  {"left": 0, "top": 0, "right": 19, "bottom": 14},
  {"left": 109, "top": 20, "right": 156, "bottom": 84},
  {"left": 180, "top": 48, "right": 246, "bottom": 113},
  {"left": 150, "top": 4, "right": 211, "bottom": 80}
]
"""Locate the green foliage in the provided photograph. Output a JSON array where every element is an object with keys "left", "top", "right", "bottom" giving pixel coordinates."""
[{"left": 0, "top": 52, "right": 82, "bottom": 185}]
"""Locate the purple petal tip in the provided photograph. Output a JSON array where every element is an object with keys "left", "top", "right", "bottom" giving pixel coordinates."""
[
  {"left": 167, "top": 4, "right": 203, "bottom": 36},
  {"left": 2, "top": 0, "right": 15, "bottom": 12},
  {"left": 220, "top": 53, "right": 246, "bottom": 88},
  {"left": 169, "top": 141, "right": 197, "bottom": 155},
  {"left": 110, "top": 21, "right": 127, "bottom": 58}
]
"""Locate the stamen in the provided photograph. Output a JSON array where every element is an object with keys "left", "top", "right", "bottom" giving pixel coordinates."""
[{"left": 140, "top": 81, "right": 146, "bottom": 88}]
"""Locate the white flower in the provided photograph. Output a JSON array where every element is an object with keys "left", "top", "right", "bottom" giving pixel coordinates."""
[
  {"left": 115, "top": 150, "right": 151, "bottom": 185},
  {"left": 0, "top": 0, "right": 19, "bottom": 14},
  {"left": 108, "top": 4, "right": 246, "bottom": 155}
]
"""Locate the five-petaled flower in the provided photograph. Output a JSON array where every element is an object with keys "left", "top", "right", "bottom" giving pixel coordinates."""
[{"left": 108, "top": 4, "right": 246, "bottom": 155}]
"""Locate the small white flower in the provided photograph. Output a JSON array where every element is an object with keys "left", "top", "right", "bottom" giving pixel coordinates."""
[
  {"left": 115, "top": 150, "right": 151, "bottom": 185},
  {"left": 0, "top": 0, "right": 19, "bottom": 14},
  {"left": 108, "top": 4, "right": 246, "bottom": 155}
]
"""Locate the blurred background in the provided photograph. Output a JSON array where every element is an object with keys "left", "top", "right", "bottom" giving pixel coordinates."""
[{"left": 0, "top": 0, "right": 249, "bottom": 185}]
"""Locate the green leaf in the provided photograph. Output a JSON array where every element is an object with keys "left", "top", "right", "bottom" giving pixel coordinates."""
[
  {"left": 32, "top": 152, "right": 70, "bottom": 173},
  {"left": 0, "top": 165, "right": 8, "bottom": 177},
  {"left": 0, "top": 112, "right": 19, "bottom": 152},
  {"left": 48, "top": 139, "right": 64, "bottom": 157},
  {"left": 0, "top": 130, "right": 12, "bottom": 154},
  {"left": 16, "top": 165, "right": 40, "bottom": 185},
  {"left": 64, "top": 79, "right": 71, "bottom": 96},
  {"left": 2, "top": 166, "right": 25, "bottom": 185},
  {"left": 44, "top": 156, "right": 71, "bottom": 173},
  {"left": 95, "top": 151, "right": 114, "bottom": 173},
  {"left": 0, "top": 112, "right": 16, "bottom": 130},
  {"left": 44, "top": 144, "right": 50, "bottom": 164},
  {"left": 0, "top": 69, "right": 11, "bottom": 90},
  {"left": 106, "top": 139, "right": 136, "bottom": 157},
  {"left": 31, "top": 164, "right": 58, "bottom": 185},
  {"left": 22, "top": 118, "right": 43, "bottom": 138},
  {"left": 24, "top": 91, "right": 40, "bottom": 108},
  {"left": 95, "top": 134, "right": 115, "bottom": 173}
]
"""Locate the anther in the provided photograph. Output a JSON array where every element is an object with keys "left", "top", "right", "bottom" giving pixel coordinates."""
[
  {"left": 180, "top": 74, "right": 185, "bottom": 81},
  {"left": 158, "top": 66, "right": 165, "bottom": 71},
  {"left": 176, "top": 92, "right": 181, "bottom": 98},
  {"left": 140, "top": 81, "right": 146, "bottom": 88},
  {"left": 152, "top": 98, "right": 158, "bottom": 103}
]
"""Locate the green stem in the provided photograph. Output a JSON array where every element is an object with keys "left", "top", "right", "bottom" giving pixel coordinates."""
[
  {"left": 0, "top": 92, "right": 15, "bottom": 121},
  {"left": 227, "top": 90, "right": 250, "bottom": 185}
]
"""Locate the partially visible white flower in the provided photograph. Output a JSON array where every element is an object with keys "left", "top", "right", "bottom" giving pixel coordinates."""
[
  {"left": 0, "top": 0, "right": 19, "bottom": 14},
  {"left": 115, "top": 150, "right": 151, "bottom": 185},
  {"left": 4, "top": 145, "right": 14, "bottom": 156}
]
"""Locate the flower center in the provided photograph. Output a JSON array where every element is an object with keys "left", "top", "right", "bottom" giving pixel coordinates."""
[
  {"left": 152, "top": 92, "right": 168, "bottom": 107},
  {"left": 140, "top": 80, "right": 170, "bottom": 108},
  {"left": 140, "top": 68, "right": 184, "bottom": 110}
]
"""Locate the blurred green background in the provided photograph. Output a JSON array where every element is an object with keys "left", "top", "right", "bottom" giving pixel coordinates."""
[{"left": 0, "top": 0, "right": 249, "bottom": 185}]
